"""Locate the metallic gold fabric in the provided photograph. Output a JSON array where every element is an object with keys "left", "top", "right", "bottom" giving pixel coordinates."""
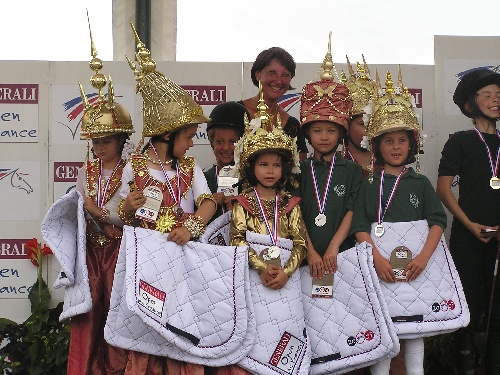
[{"left": 230, "top": 191, "right": 306, "bottom": 277}]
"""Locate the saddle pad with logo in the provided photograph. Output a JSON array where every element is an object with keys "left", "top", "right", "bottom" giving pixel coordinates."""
[
  {"left": 104, "top": 226, "right": 255, "bottom": 365},
  {"left": 301, "top": 243, "right": 399, "bottom": 375},
  {"left": 369, "top": 219, "right": 470, "bottom": 339},
  {"left": 236, "top": 231, "right": 311, "bottom": 375},
  {"left": 41, "top": 189, "right": 91, "bottom": 321},
  {"left": 199, "top": 210, "right": 232, "bottom": 246}
]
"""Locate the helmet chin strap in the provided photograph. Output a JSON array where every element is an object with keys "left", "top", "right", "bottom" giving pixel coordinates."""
[
  {"left": 318, "top": 145, "right": 339, "bottom": 162},
  {"left": 256, "top": 180, "right": 281, "bottom": 190},
  {"left": 383, "top": 160, "right": 407, "bottom": 168},
  {"left": 478, "top": 111, "right": 499, "bottom": 123},
  {"left": 348, "top": 135, "right": 370, "bottom": 152}
]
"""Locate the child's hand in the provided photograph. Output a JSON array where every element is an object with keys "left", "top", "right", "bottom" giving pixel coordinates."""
[
  {"left": 373, "top": 250, "right": 396, "bottom": 283},
  {"left": 167, "top": 226, "right": 191, "bottom": 246},
  {"left": 404, "top": 253, "right": 431, "bottom": 281},
  {"left": 323, "top": 246, "right": 339, "bottom": 274},
  {"left": 260, "top": 264, "right": 279, "bottom": 285},
  {"left": 83, "top": 196, "right": 100, "bottom": 217},
  {"left": 468, "top": 222, "right": 497, "bottom": 243},
  {"left": 307, "top": 248, "right": 324, "bottom": 279},
  {"left": 123, "top": 190, "right": 146, "bottom": 215},
  {"left": 265, "top": 268, "right": 289, "bottom": 289},
  {"left": 212, "top": 192, "right": 225, "bottom": 206},
  {"left": 223, "top": 195, "right": 235, "bottom": 211}
]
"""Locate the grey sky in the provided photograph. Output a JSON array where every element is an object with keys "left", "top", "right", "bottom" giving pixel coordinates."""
[{"left": 1, "top": 0, "right": 498, "bottom": 65}]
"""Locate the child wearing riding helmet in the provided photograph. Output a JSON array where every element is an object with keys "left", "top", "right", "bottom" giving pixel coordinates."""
[
  {"left": 437, "top": 67, "right": 500, "bottom": 375},
  {"left": 294, "top": 37, "right": 363, "bottom": 280},
  {"left": 351, "top": 69, "right": 448, "bottom": 375},
  {"left": 204, "top": 101, "right": 248, "bottom": 223}
]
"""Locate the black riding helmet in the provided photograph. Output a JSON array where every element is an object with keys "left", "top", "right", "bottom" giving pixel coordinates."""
[
  {"left": 453, "top": 68, "right": 500, "bottom": 119},
  {"left": 206, "top": 101, "right": 249, "bottom": 136}
]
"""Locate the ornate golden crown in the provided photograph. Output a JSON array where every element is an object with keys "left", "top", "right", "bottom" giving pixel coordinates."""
[
  {"left": 234, "top": 82, "right": 299, "bottom": 180},
  {"left": 343, "top": 55, "right": 376, "bottom": 117},
  {"left": 300, "top": 32, "right": 352, "bottom": 130},
  {"left": 126, "top": 23, "right": 209, "bottom": 137},
  {"left": 365, "top": 68, "right": 420, "bottom": 140},
  {"left": 79, "top": 13, "right": 134, "bottom": 140}
]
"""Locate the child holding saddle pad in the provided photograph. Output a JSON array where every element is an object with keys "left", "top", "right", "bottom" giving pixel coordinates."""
[
  {"left": 116, "top": 25, "right": 216, "bottom": 375},
  {"left": 351, "top": 68, "right": 469, "bottom": 375},
  {"left": 213, "top": 83, "right": 309, "bottom": 375}
]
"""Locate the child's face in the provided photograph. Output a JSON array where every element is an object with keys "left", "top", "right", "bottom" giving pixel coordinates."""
[
  {"left": 211, "top": 127, "right": 240, "bottom": 166},
  {"left": 348, "top": 115, "right": 367, "bottom": 147},
  {"left": 475, "top": 83, "right": 500, "bottom": 118},
  {"left": 308, "top": 121, "right": 341, "bottom": 156},
  {"left": 378, "top": 130, "right": 410, "bottom": 166},
  {"left": 91, "top": 135, "right": 122, "bottom": 163},
  {"left": 173, "top": 124, "right": 198, "bottom": 158},
  {"left": 253, "top": 152, "right": 283, "bottom": 189}
]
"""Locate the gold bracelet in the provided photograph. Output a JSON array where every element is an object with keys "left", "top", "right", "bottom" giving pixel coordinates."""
[
  {"left": 118, "top": 199, "right": 135, "bottom": 225},
  {"left": 182, "top": 215, "right": 206, "bottom": 239},
  {"left": 196, "top": 193, "right": 217, "bottom": 208}
]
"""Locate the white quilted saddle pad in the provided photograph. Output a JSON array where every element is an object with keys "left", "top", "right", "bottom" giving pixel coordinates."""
[
  {"left": 199, "top": 210, "right": 232, "bottom": 246},
  {"left": 105, "top": 226, "right": 255, "bottom": 366},
  {"left": 369, "top": 219, "right": 470, "bottom": 339},
  {"left": 301, "top": 243, "right": 399, "bottom": 375},
  {"left": 237, "top": 231, "right": 311, "bottom": 375},
  {"left": 40, "top": 189, "right": 91, "bottom": 321}
]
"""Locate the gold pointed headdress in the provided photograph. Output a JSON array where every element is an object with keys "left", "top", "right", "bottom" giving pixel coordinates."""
[
  {"left": 126, "top": 23, "right": 209, "bottom": 138},
  {"left": 234, "top": 82, "right": 299, "bottom": 180},
  {"left": 300, "top": 32, "right": 352, "bottom": 130},
  {"left": 365, "top": 67, "right": 420, "bottom": 140},
  {"left": 343, "top": 55, "right": 376, "bottom": 117},
  {"left": 79, "top": 12, "right": 134, "bottom": 140}
]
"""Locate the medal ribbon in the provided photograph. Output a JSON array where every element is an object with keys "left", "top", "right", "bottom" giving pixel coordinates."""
[
  {"left": 310, "top": 155, "right": 336, "bottom": 216},
  {"left": 473, "top": 127, "right": 500, "bottom": 178},
  {"left": 346, "top": 149, "right": 356, "bottom": 163},
  {"left": 377, "top": 167, "right": 406, "bottom": 225},
  {"left": 150, "top": 141, "right": 181, "bottom": 206},
  {"left": 96, "top": 159, "right": 123, "bottom": 208},
  {"left": 253, "top": 188, "right": 279, "bottom": 246}
]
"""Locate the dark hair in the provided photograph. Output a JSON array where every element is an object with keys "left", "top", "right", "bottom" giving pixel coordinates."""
[
  {"left": 143, "top": 128, "right": 182, "bottom": 168},
  {"left": 245, "top": 151, "right": 292, "bottom": 191},
  {"left": 90, "top": 133, "right": 128, "bottom": 159},
  {"left": 251, "top": 47, "right": 296, "bottom": 89},
  {"left": 372, "top": 130, "right": 418, "bottom": 166}
]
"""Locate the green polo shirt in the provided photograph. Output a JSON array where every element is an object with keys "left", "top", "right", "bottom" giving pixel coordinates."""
[
  {"left": 351, "top": 168, "right": 447, "bottom": 235},
  {"left": 292, "top": 156, "right": 363, "bottom": 255}
]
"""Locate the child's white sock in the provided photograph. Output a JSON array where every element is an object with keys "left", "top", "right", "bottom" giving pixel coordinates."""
[
  {"left": 404, "top": 337, "right": 424, "bottom": 375},
  {"left": 369, "top": 358, "right": 391, "bottom": 375}
]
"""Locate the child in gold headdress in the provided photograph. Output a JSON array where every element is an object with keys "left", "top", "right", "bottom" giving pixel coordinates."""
[
  {"left": 67, "top": 22, "right": 135, "bottom": 375},
  {"left": 212, "top": 84, "right": 309, "bottom": 375},
  {"left": 351, "top": 69, "right": 451, "bottom": 375},
  {"left": 295, "top": 33, "right": 363, "bottom": 280},
  {"left": 343, "top": 55, "right": 377, "bottom": 178},
  {"left": 117, "top": 25, "right": 216, "bottom": 375}
]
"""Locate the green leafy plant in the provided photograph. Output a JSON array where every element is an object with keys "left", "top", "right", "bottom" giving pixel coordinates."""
[{"left": 0, "top": 238, "right": 70, "bottom": 375}]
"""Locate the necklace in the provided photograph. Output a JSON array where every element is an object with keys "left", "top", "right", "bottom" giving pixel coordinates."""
[{"left": 145, "top": 153, "right": 172, "bottom": 166}]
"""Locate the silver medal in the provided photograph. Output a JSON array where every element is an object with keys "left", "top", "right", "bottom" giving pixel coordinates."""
[
  {"left": 490, "top": 177, "right": 500, "bottom": 190},
  {"left": 374, "top": 224, "right": 385, "bottom": 237},
  {"left": 261, "top": 246, "right": 281, "bottom": 261},
  {"left": 315, "top": 213, "right": 327, "bottom": 227}
]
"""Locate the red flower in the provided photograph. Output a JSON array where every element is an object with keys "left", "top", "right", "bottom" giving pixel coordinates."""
[{"left": 25, "top": 238, "right": 52, "bottom": 267}]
